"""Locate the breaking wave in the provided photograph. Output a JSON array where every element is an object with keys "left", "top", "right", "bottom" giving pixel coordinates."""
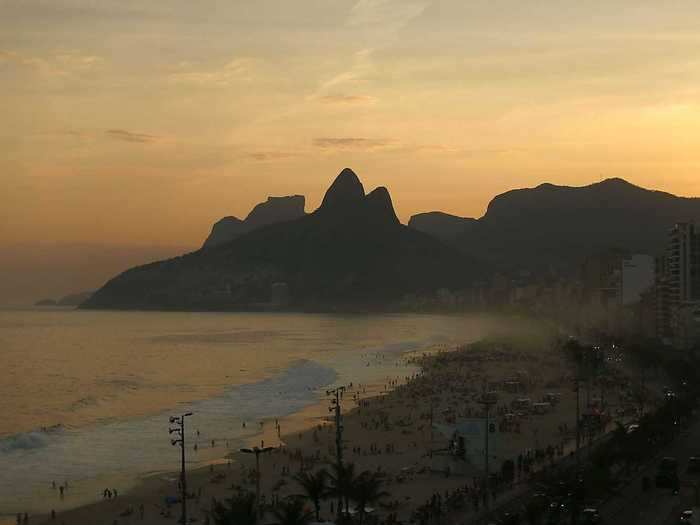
[{"left": 0, "top": 431, "right": 50, "bottom": 453}]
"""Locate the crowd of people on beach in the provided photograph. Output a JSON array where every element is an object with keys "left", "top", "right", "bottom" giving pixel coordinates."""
[{"left": 24, "top": 338, "right": 651, "bottom": 525}]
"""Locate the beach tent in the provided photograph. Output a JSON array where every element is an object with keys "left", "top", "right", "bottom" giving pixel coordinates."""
[
  {"left": 435, "top": 418, "right": 502, "bottom": 471},
  {"left": 532, "top": 402, "right": 551, "bottom": 415}
]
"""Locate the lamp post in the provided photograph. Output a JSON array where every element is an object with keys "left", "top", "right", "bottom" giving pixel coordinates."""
[
  {"left": 240, "top": 445, "right": 274, "bottom": 523},
  {"left": 478, "top": 392, "right": 496, "bottom": 510},
  {"left": 327, "top": 386, "right": 346, "bottom": 520},
  {"left": 574, "top": 378, "right": 581, "bottom": 469},
  {"left": 169, "top": 412, "right": 193, "bottom": 525},
  {"left": 327, "top": 386, "right": 346, "bottom": 466}
]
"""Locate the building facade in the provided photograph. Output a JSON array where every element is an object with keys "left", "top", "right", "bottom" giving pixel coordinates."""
[{"left": 656, "top": 222, "right": 700, "bottom": 349}]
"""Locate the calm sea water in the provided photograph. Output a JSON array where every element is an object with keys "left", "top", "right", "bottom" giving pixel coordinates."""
[{"left": 0, "top": 309, "right": 497, "bottom": 518}]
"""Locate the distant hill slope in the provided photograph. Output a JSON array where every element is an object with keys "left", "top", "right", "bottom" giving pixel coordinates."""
[
  {"left": 83, "top": 169, "right": 480, "bottom": 311},
  {"left": 57, "top": 291, "right": 93, "bottom": 306},
  {"left": 203, "top": 195, "right": 306, "bottom": 248},
  {"left": 409, "top": 178, "right": 700, "bottom": 272},
  {"left": 408, "top": 212, "right": 476, "bottom": 242},
  {"left": 34, "top": 291, "right": 93, "bottom": 307}
]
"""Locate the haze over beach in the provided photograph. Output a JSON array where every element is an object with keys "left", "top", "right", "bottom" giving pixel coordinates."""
[{"left": 4, "top": 2, "right": 700, "bottom": 525}]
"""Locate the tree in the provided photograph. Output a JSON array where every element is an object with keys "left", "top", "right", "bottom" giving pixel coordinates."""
[
  {"left": 293, "top": 469, "right": 327, "bottom": 522},
  {"left": 270, "top": 497, "right": 314, "bottom": 525},
  {"left": 351, "top": 471, "right": 389, "bottom": 525},
  {"left": 211, "top": 490, "right": 257, "bottom": 525},
  {"left": 327, "top": 462, "right": 356, "bottom": 516}
]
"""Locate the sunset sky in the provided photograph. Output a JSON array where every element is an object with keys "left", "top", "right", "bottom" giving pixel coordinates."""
[{"left": 2, "top": 0, "right": 700, "bottom": 303}]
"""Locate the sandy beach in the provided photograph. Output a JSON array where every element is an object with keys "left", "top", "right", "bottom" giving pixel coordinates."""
[{"left": 28, "top": 327, "right": 653, "bottom": 525}]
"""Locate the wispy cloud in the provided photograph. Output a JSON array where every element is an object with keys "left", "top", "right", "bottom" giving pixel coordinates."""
[
  {"left": 348, "top": 0, "right": 431, "bottom": 39},
  {"left": 411, "top": 144, "right": 523, "bottom": 156},
  {"left": 318, "top": 94, "right": 376, "bottom": 105},
  {"left": 313, "top": 137, "right": 395, "bottom": 151},
  {"left": 106, "top": 129, "right": 158, "bottom": 144},
  {"left": 317, "top": 48, "right": 374, "bottom": 95},
  {"left": 312, "top": 138, "right": 518, "bottom": 156},
  {"left": 167, "top": 58, "right": 257, "bottom": 87},
  {"left": 0, "top": 49, "right": 103, "bottom": 77},
  {"left": 0, "top": 50, "right": 18, "bottom": 62},
  {"left": 242, "top": 151, "right": 298, "bottom": 162},
  {"left": 314, "top": 1, "right": 431, "bottom": 97}
]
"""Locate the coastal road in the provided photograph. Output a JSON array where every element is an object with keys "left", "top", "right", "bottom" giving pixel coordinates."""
[{"left": 601, "top": 418, "right": 700, "bottom": 525}]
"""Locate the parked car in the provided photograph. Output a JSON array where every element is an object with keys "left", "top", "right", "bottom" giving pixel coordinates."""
[
  {"left": 687, "top": 456, "right": 700, "bottom": 474},
  {"left": 580, "top": 508, "right": 602, "bottom": 524}
]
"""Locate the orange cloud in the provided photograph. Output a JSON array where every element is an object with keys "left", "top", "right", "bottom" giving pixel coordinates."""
[
  {"left": 313, "top": 137, "right": 395, "bottom": 151},
  {"left": 105, "top": 129, "right": 158, "bottom": 144},
  {"left": 318, "top": 94, "right": 377, "bottom": 105}
]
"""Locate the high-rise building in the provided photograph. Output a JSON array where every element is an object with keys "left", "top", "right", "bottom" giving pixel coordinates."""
[
  {"left": 667, "top": 222, "right": 700, "bottom": 307},
  {"left": 656, "top": 222, "right": 700, "bottom": 348}
]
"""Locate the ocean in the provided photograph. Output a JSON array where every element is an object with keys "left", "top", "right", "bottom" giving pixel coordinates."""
[{"left": 0, "top": 308, "right": 497, "bottom": 519}]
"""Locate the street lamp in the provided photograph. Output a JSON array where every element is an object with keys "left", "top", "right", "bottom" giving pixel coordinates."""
[
  {"left": 327, "top": 386, "right": 346, "bottom": 521},
  {"left": 478, "top": 393, "right": 496, "bottom": 509},
  {"left": 240, "top": 445, "right": 275, "bottom": 523},
  {"left": 169, "top": 412, "right": 193, "bottom": 525},
  {"left": 326, "top": 386, "right": 346, "bottom": 466},
  {"left": 574, "top": 378, "right": 581, "bottom": 469}
]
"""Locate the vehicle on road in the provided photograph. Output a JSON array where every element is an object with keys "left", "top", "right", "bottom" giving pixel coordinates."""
[
  {"left": 580, "top": 507, "right": 602, "bottom": 524},
  {"left": 687, "top": 456, "right": 700, "bottom": 474},
  {"left": 679, "top": 509, "right": 693, "bottom": 523},
  {"left": 656, "top": 456, "right": 679, "bottom": 488},
  {"left": 497, "top": 511, "right": 521, "bottom": 524}
]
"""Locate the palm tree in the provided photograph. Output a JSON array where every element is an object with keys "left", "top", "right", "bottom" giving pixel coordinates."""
[
  {"left": 326, "top": 462, "right": 356, "bottom": 516},
  {"left": 293, "top": 469, "right": 327, "bottom": 522},
  {"left": 270, "top": 497, "right": 314, "bottom": 525},
  {"left": 351, "top": 471, "right": 389, "bottom": 525},
  {"left": 211, "top": 490, "right": 257, "bottom": 525}
]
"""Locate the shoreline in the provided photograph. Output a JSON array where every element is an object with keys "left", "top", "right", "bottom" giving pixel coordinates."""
[
  {"left": 3, "top": 345, "right": 424, "bottom": 525},
  {"left": 31, "top": 327, "right": 632, "bottom": 525},
  {"left": 18, "top": 367, "right": 412, "bottom": 525}
]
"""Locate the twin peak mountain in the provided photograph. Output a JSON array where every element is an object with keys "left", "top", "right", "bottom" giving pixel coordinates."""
[
  {"left": 84, "top": 169, "right": 469, "bottom": 310},
  {"left": 203, "top": 168, "right": 398, "bottom": 248},
  {"left": 83, "top": 168, "right": 700, "bottom": 311}
]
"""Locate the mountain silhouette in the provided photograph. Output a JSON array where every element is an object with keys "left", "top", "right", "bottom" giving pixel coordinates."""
[
  {"left": 203, "top": 195, "right": 306, "bottom": 248},
  {"left": 410, "top": 178, "right": 700, "bottom": 272},
  {"left": 83, "top": 169, "right": 478, "bottom": 311},
  {"left": 408, "top": 212, "right": 476, "bottom": 242}
]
